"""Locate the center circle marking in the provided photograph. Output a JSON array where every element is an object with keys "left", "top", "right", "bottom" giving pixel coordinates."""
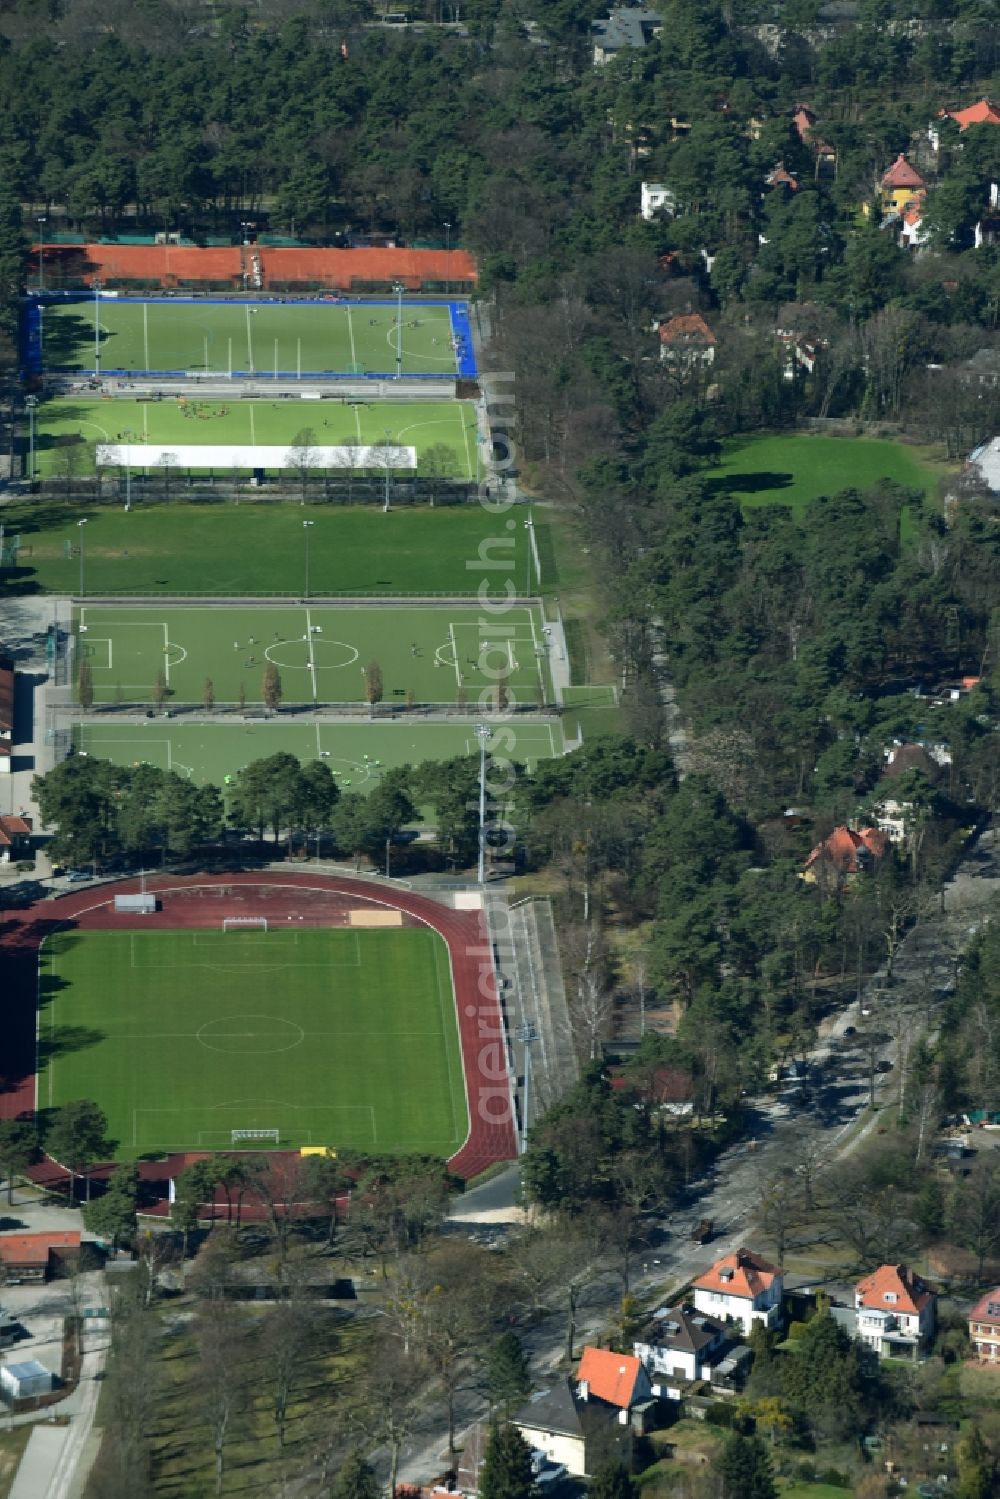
[
  {"left": 196, "top": 1015, "right": 305, "bottom": 1054},
  {"left": 264, "top": 639, "right": 359, "bottom": 670}
]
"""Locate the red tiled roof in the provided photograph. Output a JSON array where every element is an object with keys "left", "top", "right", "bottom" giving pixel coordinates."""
[
  {"left": 0, "top": 1230, "right": 81, "bottom": 1266},
  {"left": 856, "top": 1263, "right": 933, "bottom": 1315},
  {"left": 609, "top": 1065, "right": 694, "bottom": 1103},
  {"left": 576, "top": 1347, "right": 643, "bottom": 1409},
  {"left": 969, "top": 1287, "right": 1000, "bottom": 1324},
  {"left": 882, "top": 154, "right": 926, "bottom": 190},
  {"left": 659, "top": 313, "right": 716, "bottom": 346},
  {"left": 948, "top": 99, "right": 1000, "bottom": 131},
  {"left": 804, "top": 825, "right": 888, "bottom": 874},
  {"left": 766, "top": 162, "right": 799, "bottom": 191},
  {"left": 0, "top": 816, "right": 31, "bottom": 847},
  {"left": 693, "top": 1247, "right": 779, "bottom": 1301},
  {"left": 792, "top": 106, "right": 816, "bottom": 138}
]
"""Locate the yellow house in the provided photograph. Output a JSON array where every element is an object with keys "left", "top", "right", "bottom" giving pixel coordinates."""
[{"left": 881, "top": 153, "right": 926, "bottom": 212}]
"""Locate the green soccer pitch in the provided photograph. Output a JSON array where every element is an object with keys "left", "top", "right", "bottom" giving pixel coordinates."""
[
  {"left": 6, "top": 503, "right": 540, "bottom": 595},
  {"left": 74, "top": 718, "right": 564, "bottom": 786},
  {"left": 43, "top": 299, "right": 461, "bottom": 377},
  {"left": 74, "top": 603, "right": 555, "bottom": 706},
  {"left": 38, "top": 927, "right": 469, "bottom": 1158},
  {"left": 35, "top": 397, "right": 478, "bottom": 479}
]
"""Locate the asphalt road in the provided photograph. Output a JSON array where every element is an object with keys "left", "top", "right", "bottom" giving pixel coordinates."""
[{"left": 392, "top": 823, "right": 1000, "bottom": 1484}]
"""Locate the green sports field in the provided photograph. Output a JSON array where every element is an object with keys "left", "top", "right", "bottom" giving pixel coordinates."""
[
  {"left": 39, "top": 927, "right": 469, "bottom": 1158},
  {"left": 4, "top": 503, "right": 540, "bottom": 596},
  {"left": 708, "top": 434, "right": 942, "bottom": 517},
  {"left": 74, "top": 603, "right": 555, "bottom": 705},
  {"left": 43, "top": 298, "right": 461, "bottom": 377},
  {"left": 35, "top": 397, "right": 478, "bottom": 478},
  {"left": 74, "top": 718, "right": 564, "bottom": 786}
]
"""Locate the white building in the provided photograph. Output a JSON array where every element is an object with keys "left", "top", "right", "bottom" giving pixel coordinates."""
[
  {"left": 855, "top": 1264, "right": 936, "bottom": 1357},
  {"left": 691, "top": 1247, "right": 784, "bottom": 1335},
  {"left": 640, "top": 182, "right": 677, "bottom": 220},
  {"left": 634, "top": 1304, "right": 728, "bottom": 1387}
]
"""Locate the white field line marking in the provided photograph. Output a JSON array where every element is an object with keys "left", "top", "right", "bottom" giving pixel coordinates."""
[
  {"left": 162, "top": 623, "right": 170, "bottom": 687},
  {"left": 433, "top": 933, "right": 462, "bottom": 1141},
  {"left": 143, "top": 303, "right": 149, "bottom": 370},
  {"left": 305, "top": 606, "right": 317, "bottom": 702},
  {"left": 315, "top": 721, "right": 322, "bottom": 760},
  {"left": 529, "top": 610, "right": 545, "bottom": 696},
  {"left": 353, "top": 406, "right": 363, "bottom": 444},
  {"left": 347, "top": 303, "right": 357, "bottom": 369},
  {"left": 548, "top": 722, "right": 558, "bottom": 757},
  {"left": 448, "top": 621, "right": 461, "bottom": 687},
  {"left": 249, "top": 403, "right": 256, "bottom": 446}
]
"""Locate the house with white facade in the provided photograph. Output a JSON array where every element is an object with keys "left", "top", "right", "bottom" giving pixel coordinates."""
[
  {"left": 640, "top": 182, "right": 677, "bottom": 220},
  {"left": 968, "top": 1287, "right": 1000, "bottom": 1363},
  {"left": 513, "top": 1348, "right": 655, "bottom": 1479},
  {"left": 691, "top": 1248, "right": 784, "bottom": 1335},
  {"left": 634, "top": 1304, "right": 729, "bottom": 1388},
  {"left": 855, "top": 1264, "right": 936, "bottom": 1359}
]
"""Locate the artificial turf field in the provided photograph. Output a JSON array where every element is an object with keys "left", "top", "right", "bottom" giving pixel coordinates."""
[
  {"left": 4, "top": 503, "right": 537, "bottom": 595},
  {"left": 708, "top": 434, "right": 941, "bottom": 517},
  {"left": 74, "top": 603, "right": 555, "bottom": 705},
  {"left": 39, "top": 927, "right": 468, "bottom": 1158},
  {"left": 40, "top": 297, "right": 468, "bottom": 378},
  {"left": 74, "top": 718, "right": 564, "bottom": 786},
  {"left": 35, "top": 397, "right": 478, "bottom": 478}
]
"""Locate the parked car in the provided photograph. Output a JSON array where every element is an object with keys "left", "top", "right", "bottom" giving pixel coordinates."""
[
  {"left": 690, "top": 1218, "right": 714, "bottom": 1244},
  {"left": 66, "top": 869, "right": 92, "bottom": 882},
  {"left": 875, "top": 1059, "right": 893, "bottom": 1073},
  {"left": 844, "top": 1025, "right": 857, "bottom": 1036}
]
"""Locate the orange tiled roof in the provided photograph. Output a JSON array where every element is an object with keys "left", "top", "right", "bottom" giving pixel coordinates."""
[
  {"left": 856, "top": 1263, "right": 933, "bottom": 1316},
  {"left": 0, "top": 815, "right": 31, "bottom": 846},
  {"left": 693, "top": 1247, "right": 779, "bottom": 1301},
  {"left": 882, "top": 154, "right": 926, "bottom": 190},
  {"left": 0, "top": 1231, "right": 81, "bottom": 1266},
  {"left": 766, "top": 162, "right": 799, "bottom": 191},
  {"left": 948, "top": 99, "right": 1000, "bottom": 131},
  {"left": 659, "top": 312, "right": 716, "bottom": 346},
  {"left": 576, "top": 1347, "right": 643, "bottom": 1409},
  {"left": 804, "top": 825, "right": 888, "bottom": 874}
]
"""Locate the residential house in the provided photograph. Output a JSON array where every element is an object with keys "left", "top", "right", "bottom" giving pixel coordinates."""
[
  {"left": 0, "top": 814, "right": 31, "bottom": 864},
  {"left": 591, "top": 6, "right": 662, "bottom": 65},
  {"left": 658, "top": 312, "right": 717, "bottom": 367},
  {"left": 609, "top": 1064, "right": 695, "bottom": 1116},
  {"left": 634, "top": 1304, "right": 729, "bottom": 1386},
  {"left": 691, "top": 1248, "right": 784, "bottom": 1335},
  {"left": 0, "top": 1231, "right": 81, "bottom": 1283},
  {"left": 792, "top": 105, "right": 837, "bottom": 175},
  {"left": 855, "top": 1264, "right": 936, "bottom": 1358},
  {"left": 458, "top": 1422, "right": 568, "bottom": 1498},
  {"left": 0, "top": 652, "right": 12, "bottom": 774},
  {"left": 776, "top": 329, "right": 823, "bottom": 381},
  {"left": 765, "top": 162, "right": 799, "bottom": 193},
  {"left": 640, "top": 182, "right": 678, "bottom": 220},
  {"left": 968, "top": 1288, "right": 1000, "bottom": 1363},
  {"left": 802, "top": 825, "right": 888, "bottom": 884},
  {"left": 880, "top": 155, "right": 926, "bottom": 214},
  {"left": 514, "top": 1350, "right": 654, "bottom": 1480},
  {"left": 929, "top": 98, "right": 1000, "bottom": 152},
  {"left": 898, "top": 201, "right": 929, "bottom": 250}
]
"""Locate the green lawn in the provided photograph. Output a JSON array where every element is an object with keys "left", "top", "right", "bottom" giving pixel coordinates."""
[
  {"left": 708, "top": 434, "right": 941, "bottom": 517},
  {"left": 39, "top": 927, "right": 469, "bottom": 1158},
  {"left": 73, "top": 602, "right": 555, "bottom": 705},
  {"left": 34, "top": 396, "right": 478, "bottom": 478},
  {"left": 74, "top": 718, "right": 564, "bottom": 786},
  {"left": 4, "top": 503, "right": 544, "bottom": 596},
  {"left": 43, "top": 297, "right": 460, "bottom": 376}
]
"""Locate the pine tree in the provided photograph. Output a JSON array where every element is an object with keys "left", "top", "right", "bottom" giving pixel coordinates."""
[
  {"left": 479, "top": 1422, "right": 537, "bottom": 1499},
  {"left": 203, "top": 677, "right": 216, "bottom": 712},
  {"left": 587, "top": 1459, "right": 637, "bottom": 1499},
  {"left": 331, "top": 1449, "right": 380, "bottom": 1499},
  {"left": 486, "top": 1331, "right": 531, "bottom": 1417},
  {"left": 715, "top": 1432, "right": 776, "bottom": 1499}
]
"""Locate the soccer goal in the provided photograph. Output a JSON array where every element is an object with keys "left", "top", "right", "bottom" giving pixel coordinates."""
[
  {"left": 222, "top": 916, "right": 268, "bottom": 932},
  {"left": 231, "top": 1128, "right": 280, "bottom": 1147}
]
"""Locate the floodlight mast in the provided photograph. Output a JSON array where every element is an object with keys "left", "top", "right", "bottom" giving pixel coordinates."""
[
  {"left": 77, "top": 518, "right": 87, "bottom": 597},
  {"left": 394, "top": 281, "right": 404, "bottom": 380},
  {"left": 303, "top": 519, "right": 314, "bottom": 600}
]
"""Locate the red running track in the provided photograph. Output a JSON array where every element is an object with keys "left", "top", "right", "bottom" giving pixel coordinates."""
[{"left": 0, "top": 873, "right": 518, "bottom": 1180}]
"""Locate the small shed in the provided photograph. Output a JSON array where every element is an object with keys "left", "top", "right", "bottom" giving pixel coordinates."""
[
  {"left": 1, "top": 1360, "right": 54, "bottom": 1401},
  {"left": 114, "top": 894, "right": 157, "bottom": 914}
]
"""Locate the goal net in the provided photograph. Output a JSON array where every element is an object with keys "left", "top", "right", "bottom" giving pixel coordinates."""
[
  {"left": 222, "top": 917, "right": 268, "bottom": 931},
  {"left": 231, "top": 1129, "right": 280, "bottom": 1147}
]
